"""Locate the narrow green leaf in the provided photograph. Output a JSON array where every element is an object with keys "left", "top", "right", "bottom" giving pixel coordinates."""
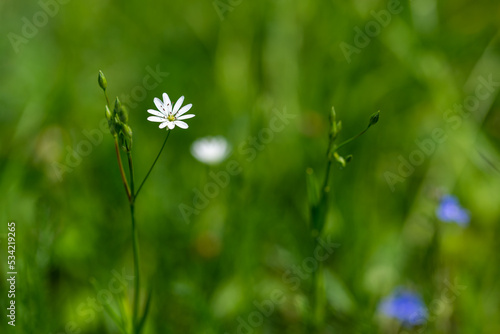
[
  {"left": 136, "top": 287, "right": 153, "bottom": 334},
  {"left": 90, "top": 278, "right": 129, "bottom": 334},
  {"left": 114, "top": 287, "right": 130, "bottom": 333}
]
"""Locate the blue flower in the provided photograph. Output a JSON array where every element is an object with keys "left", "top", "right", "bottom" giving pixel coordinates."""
[
  {"left": 378, "top": 289, "right": 428, "bottom": 327},
  {"left": 436, "top": 195, "right": 470, "bottom": 226}
]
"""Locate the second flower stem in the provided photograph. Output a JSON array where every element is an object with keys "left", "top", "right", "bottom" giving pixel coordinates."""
[
  {"left": 125, "top": 145, "right": 140, "bottom": 332},
  {"left": 115, "top": 132, "right": 170, "bottom": 333},
  {"left": 135, "top": 131, "right": 171, "bottom": 198}
]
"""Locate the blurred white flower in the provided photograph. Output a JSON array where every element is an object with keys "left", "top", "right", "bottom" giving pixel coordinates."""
[
  {"left": 147, "top": 93, "right": 195, "bottom": 130},
  {"left": 191, "top": 136, "right": 231, "bottom": 165}
]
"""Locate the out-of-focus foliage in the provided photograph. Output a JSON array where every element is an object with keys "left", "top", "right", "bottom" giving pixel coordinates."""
[{"left": 1, "top": 0, "right": 500, "bottom": 333}]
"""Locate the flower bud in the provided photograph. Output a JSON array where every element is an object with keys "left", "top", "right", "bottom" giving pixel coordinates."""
[
  {"left": 114, "top": 97, "right": 121, "bottom": 114},
  {"left": 119, "top": 134, "right": 126, "bottom": 151},
  {"left": 109, "top": 121, "right": 117, "bottom": 136},
  {"left": 118, "top": 105, "right": 129, "bottom": 123},
  {"left": 114, "top": 97, "right": 128, "bottom": 123},
  {"left": 105, "top": 105, "right": 112, "bottom": 121},
  {"left": 368, "top": 111, "right": 380, "bottom": 127},
  {"left": 329, "top": 106, "right": 338, "bottom": 137},
  {"left": 122, "top": 124, "right": 133, "bottom": 140},
  {"left": 330, "top": 106, "right": 336, "bottom": 127},
  {"left": 110, "top": 115, "right": 122, "bottom": 136},
  {"left": 121, "top": 124, "right": 133, "bottom": 151},
  {"left": 98, "top": 70, "right": 107, "bottom": 91}
]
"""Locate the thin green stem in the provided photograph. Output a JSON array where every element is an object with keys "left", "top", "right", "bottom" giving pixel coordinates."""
[
  {"left": 103, "top": 89, "right": 111, "bottom": 109},
  {"left": 124, "top": 142, "right": 141, "bottom": 333},
  {"left": 126, "top": 145, "right": 135, "bottom": 203},
  {"left": 322, "top": 157, "right": 333, "bottom": 195},
  {"left": 135, "top": 131, "right": 171, "bottom": 199},
  {"left": 320, "top": 136, "right": 335, "bottom": 196},
  {"left": 130, "top": 204, "right": 140, "bottom": 333},
  {"left": 322, "top": 123, "right": 374, "bottom": 193},
  {"left": 333, "top": 125, "right": 372, "bottom": 153},
  {"left": 115, "top": 138, "right": 131, "bottom": 202}
]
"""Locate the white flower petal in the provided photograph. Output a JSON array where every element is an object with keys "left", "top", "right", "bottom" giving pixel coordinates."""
[
  {"left": 174, "top": 121, "right": 189, "bottom": 129},
  {"left": 176, "top": 114, "right": 195, "bottom": 120},
  {"left": 148, "top": 93, "right": 193, "bottom": 131},
  {"left": 148, "top": 116, "right": 166, "bottom": 123},
  {"left": 154, "top": 98, "right": 166, "bottom": 114},
  {"left": 147, "top": 109, "right": 165, "bottom": 117},
  {"left": 162, "top": 93, "right": 172, "bottom": 114},
  {"left": 190, "top": 136, "right": 231, "bottom": 164},
  {"left": 176, "top": 104, "right": 192, "bottom": 116},
  {"left": 173, "top": 96, "right": 185, "bottom": 114}
]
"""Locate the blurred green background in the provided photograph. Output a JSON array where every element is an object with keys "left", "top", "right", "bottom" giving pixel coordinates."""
[{"left": 1, "top": 0, "right": 500, "bottom": 333}]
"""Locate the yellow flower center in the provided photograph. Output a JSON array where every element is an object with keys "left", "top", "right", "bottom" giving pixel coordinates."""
[{"left": 167, "top": 115, "right": 176, "bottom": 121}]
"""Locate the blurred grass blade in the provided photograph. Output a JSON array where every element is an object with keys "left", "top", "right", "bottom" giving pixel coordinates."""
[
  {"left": 114, "top": 287, "right": 130, "bottom": 333},
  {"left": 324, "top": 268, "right": 355, "bottom": 314},
  {"left": 137, "top": 287, "right": 153, "bottom": 334},
  {"left": 90, "top": 278, "right": 129, "bottom": 334},
  {"left": 102, "top": 299, "right": 129, "bottom": 334}
]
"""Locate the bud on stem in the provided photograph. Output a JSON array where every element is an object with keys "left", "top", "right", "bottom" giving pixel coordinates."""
[
  {"left": 114, "top": 97, "right": 128, "bottom": 123},
  {"left": 98, "top": 70, "right": 107, "bottom": 91},
  {"left": 105, "top": 105, "right": 112, "bottom": 121},
  {"left": 368, "top": 110, "right": 380, "bottom": 127}
]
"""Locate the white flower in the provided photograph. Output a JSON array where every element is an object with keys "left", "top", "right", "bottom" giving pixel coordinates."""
[
  {"left": 191, "top": 136, "right": 231, "bottom": 165},
  {"left": 147, "top": 93, "right": 195, "bottom": 130}
]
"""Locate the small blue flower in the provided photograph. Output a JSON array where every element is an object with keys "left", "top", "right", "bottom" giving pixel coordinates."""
[
  {"left": 436, "top": 195, "right": 470, "bottom": 226},
  {"left": 378, "top": 289, "right": 428, "bottom": 327}
]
